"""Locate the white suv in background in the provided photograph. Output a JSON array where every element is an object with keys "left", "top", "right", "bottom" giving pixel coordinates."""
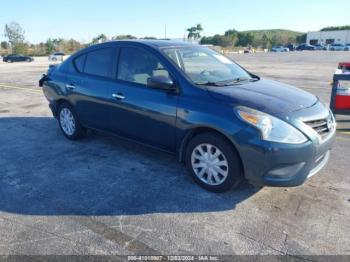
[{"left": 48, "top": 52, "right": 65, "bottom": 62}]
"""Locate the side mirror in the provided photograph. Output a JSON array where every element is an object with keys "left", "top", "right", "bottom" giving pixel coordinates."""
[{"left": 147, "top": 75, "right": 176, "bottom": 92}]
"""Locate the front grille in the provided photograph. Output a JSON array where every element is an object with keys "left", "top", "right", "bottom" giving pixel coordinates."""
[{"left": 304, "top": 117, "right": 333, "bottom": 140}]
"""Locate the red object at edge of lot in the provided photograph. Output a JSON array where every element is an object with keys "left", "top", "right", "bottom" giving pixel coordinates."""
[
  {"left": 335, "top": 79, "right": 350, "bottom": 110},
  {"left": 338, "top": 62, "right": 350, "bottom": 71},
  {"left": 335, "top": 96, "right": 350, "bottom": 109}
]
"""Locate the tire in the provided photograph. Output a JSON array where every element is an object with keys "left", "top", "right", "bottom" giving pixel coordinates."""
[
  {"left": 7, "top": 59, "right": 12, "bottom": 63},
  {"left": 57, "top": 102, "right": 85, "bottom": 140},
  {"left": 186, "top": 133, "right": 243, "bottom": 193},
  {"left": 27, "top": 58, "right": 31, "bottom": 62}
]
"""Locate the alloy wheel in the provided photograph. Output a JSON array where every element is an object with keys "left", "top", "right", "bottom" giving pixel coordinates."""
[{"left": 59, "top": 108, "right": 76, "bottom": 136}]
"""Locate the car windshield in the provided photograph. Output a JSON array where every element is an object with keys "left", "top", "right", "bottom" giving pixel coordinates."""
[{"left": 162, "top": 46, "right": 254, "bottom": 86}]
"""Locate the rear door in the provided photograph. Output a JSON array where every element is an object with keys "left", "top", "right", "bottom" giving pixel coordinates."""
[
  {"left": 107, "top": 46, "right": 178, "bottom": 152},
  {"left": 66, "top": 47, "right": 117, "bottom": 130}
]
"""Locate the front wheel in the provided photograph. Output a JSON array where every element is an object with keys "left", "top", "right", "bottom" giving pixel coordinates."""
[
  {"left": 58, "top": 103, "right": 85, "bottom": 140},
  {"left": 186, "top": 133, "right": 243, "bottom": 193}
]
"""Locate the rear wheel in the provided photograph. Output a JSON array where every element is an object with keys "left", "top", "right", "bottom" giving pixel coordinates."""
[
  {"left": 7, "top": 59, "right": 12, "bottom": 63},
  {"left": 58, "top": 103, "right": 85, "bottom": 140},
  {"left": 186, "top": 133, "right": 243, "bottom": 193}
]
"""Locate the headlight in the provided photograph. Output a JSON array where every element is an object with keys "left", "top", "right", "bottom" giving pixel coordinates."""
[{"left": 236, "top": 106, "right": 308, "bottom": 144}]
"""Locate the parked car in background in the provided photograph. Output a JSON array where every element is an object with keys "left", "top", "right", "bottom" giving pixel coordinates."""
[
  {"left": 313, "top": 44, "right": 327, "bottom": 51},
  {"left": 271, "top": 46, "right": 289, "bottom": 52},
  {"left": 296, "top": 44, "right": 315, "bottom": 51},
  {"left": 285, "top": 44, "right": 296, "bottom": 51},
  {"left": 2, "top": 54, "right": 34, "bottom": 63},
  {"left": 243, "top": 48, "right": 254, "bottom": 54},
  {"left": 49, "top": 52, "right": 65, "bottom": 61},
  {"left": 329, "top": 44, "right": 349, "bottom": 51},
  {"left": 40, "top": 40, "right": 336, "bottom": 192}
]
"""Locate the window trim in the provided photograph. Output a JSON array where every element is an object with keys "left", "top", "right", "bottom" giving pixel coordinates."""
[
  {"left": 116, "top": 45, "right": 178, "bottom": 92},
  {"left": 73, "top": 47, "right": 118, "bottom": 80},
  {"left": 73, "top": 54, "right": 87, "bottom": 73}
]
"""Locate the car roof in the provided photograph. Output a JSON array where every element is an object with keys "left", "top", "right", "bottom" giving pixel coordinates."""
[
  {"left": 113, "top": 39, "right": 195, "bottom": 48},
  {"left": 88, "top": 40, "right": 196, "bottom": 50},
  {"left": 71, "top": 40, "right": 198, "bottom": 59}
]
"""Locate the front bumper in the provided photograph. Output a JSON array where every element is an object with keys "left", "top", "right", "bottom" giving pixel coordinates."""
[
  {"left": 233, "top": 102, "right": 336, "bottom": 187},
  {"left": 237, "top": 128, "right": 335, "bottom": 186}
]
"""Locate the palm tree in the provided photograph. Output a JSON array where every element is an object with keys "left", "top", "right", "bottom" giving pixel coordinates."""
[
  {"left": 187, "top": 24, "right": 203, "bottom": 40},
  {"left": 92, "top": 34, "right": 108, "bottom": 44}
]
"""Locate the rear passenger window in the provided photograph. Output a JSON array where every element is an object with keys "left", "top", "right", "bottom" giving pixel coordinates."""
[
  {"left": 74, "top": 55, "right": 86, "bottom": 73},
  {"left": 118, "top": 47, "right": 170, "bottom": 85},
  {"left": 84, "top": 48, "right": 115, "bottom": 78}
]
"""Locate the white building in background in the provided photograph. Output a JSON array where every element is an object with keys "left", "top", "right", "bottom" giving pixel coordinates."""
[{"left": 306, "top": 30, "right": 350, "bottom": 45}]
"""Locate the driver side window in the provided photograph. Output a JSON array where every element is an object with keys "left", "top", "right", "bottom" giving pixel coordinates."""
[{"left": 117, "top": 47, "right": 170, "bottom": 86}]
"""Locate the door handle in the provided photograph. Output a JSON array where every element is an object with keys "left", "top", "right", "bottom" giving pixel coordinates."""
[
  {"left": 112, "top": 93, "right": 125, "bottom": 100},
  {"left": 66, "top": 84, "right": 76, "bottom": 89}
]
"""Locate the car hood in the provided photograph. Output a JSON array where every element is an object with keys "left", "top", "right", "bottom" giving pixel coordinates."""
[{"left": 207, "top": 78, "right": 318, "bottom": 115}]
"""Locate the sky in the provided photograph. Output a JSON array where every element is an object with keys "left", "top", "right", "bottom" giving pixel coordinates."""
[{"left": 0, "top": 0, "right": 349, "bottom": 44}]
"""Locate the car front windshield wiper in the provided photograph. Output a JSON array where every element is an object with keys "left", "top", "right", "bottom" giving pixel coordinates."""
[
  {"left": 195, "top": 77, "right": 259, "bottom": 87},
  {"left": 195, "top": 81, "right": 226, "bottom": 87},
  {"left": 222, "top": 77, "right": 254, "bottom": 84}
]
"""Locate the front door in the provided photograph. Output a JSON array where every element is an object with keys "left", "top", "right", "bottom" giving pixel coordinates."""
[{"left": 108, "top": 46, "right": 178, "bottom": 152}]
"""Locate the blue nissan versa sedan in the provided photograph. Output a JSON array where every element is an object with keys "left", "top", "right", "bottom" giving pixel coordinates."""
[{"left": 39, "top": 40, "right": 336, "bottom": 192}]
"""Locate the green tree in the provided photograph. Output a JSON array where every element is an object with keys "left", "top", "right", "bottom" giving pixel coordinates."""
[
  {"left": 142, "top": 36, "right": 157, "bottom": 40},
  {"left": 200, "top": 35, "right": 234, "bottom": 47},
  {"left": 187, "top": 24, "right": 203, "bottom": 40},
  {"left": 1, "top": 41, "right": 9, "bottom": 49},
  {"left": 52, "top": 38, "right": 64, "bottom": 47},
  {"left": 296, "top": 34, "right": 307, "bottom": 44},
  {"left": 112, "top": 35, "right": 137, "bottom": 40},
  {"left": 269, "top": 35, "right": 278, "bottom": 47},
  {"left": 12, "top": 42, "right": 28, "bottom": 55},
  {"left": 321, "top": 25, "right": 350, "bottom": 31},
  {"left": 213, "top": 35, "right": 233, "bottom": 47},
  {"left": 4, "top": 22, "right": 26, "bottom": 54},
  {"left": 224, "top": 29, "right": 238, "bottom": 46},
  {"left": 63, "top": 39, "right": 82, "bottom": 53},
  {"left": 92, "top": 34, "right": 108, "bottom": 44},
  {"left": 236, "top": 32, "right": 254, "bottom": 46},
  {"left": 224, "top": 29, "right": 238, "bottom": 37},
  {"left": 261, "top": 34, "right": 270, "bottom": 49},
  {"left": 45, "top": 38, "right": 55, "bottom": 54},
  {"left": 200, "top": 36, "right": 212, "bottom": 45}
]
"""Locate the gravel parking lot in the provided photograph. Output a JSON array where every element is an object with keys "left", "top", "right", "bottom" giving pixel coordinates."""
[{"left": 0, "top": 52, "right": 350, "bottom": 256}]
